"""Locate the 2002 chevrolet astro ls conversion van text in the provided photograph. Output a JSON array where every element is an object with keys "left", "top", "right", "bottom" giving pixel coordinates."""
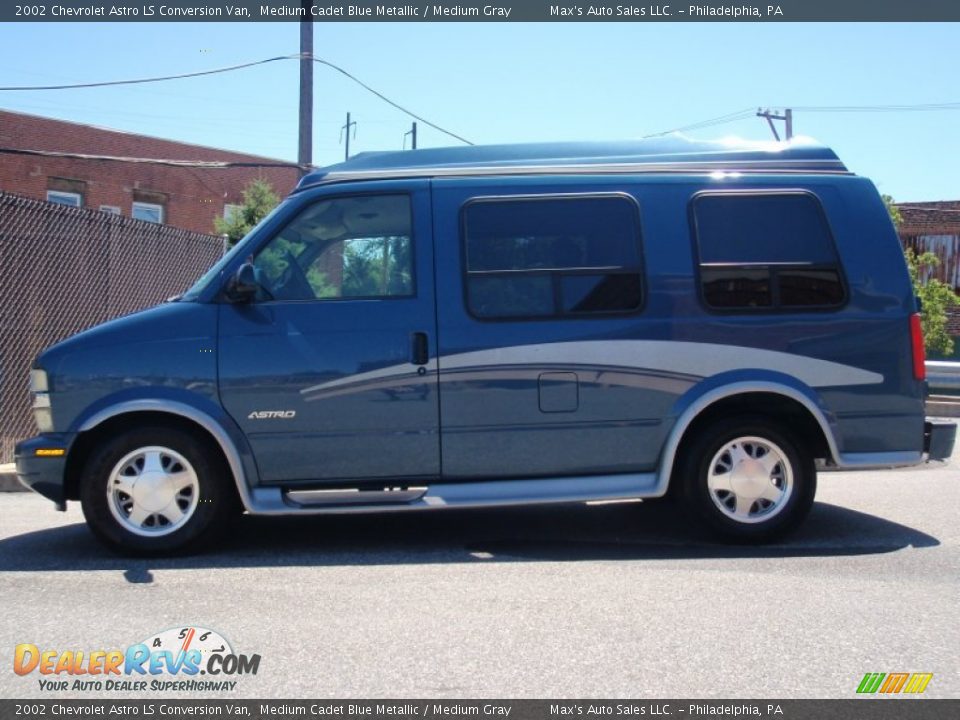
[{"left": 15, "top": 138, "right": 957, "bottom": 554}]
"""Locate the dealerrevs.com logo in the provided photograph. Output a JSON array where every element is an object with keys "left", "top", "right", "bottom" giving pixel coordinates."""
[{"left": 13, "top": 626, "right": 260, "bottom": 693}]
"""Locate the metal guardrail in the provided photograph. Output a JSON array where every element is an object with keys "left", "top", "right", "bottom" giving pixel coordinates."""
[{"left": 927, "top": 361, "right": 960, "bottom": 394}]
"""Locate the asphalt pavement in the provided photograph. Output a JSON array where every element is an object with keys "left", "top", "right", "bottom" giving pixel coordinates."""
[{"left": 0, "top": 445, "right": 957, "bottom": 700}]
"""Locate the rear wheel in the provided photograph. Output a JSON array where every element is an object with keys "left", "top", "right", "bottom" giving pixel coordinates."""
[
  {"left": 677, "top": 415, "right": 816, "bottom": 542},
  {"left": 80, "top": 426, "right": 237, "bottom": 555}
]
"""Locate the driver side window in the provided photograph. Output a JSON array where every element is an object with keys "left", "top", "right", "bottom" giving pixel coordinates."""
[{"left": 253, "top": 194, "right": 414, "bottom": 302}]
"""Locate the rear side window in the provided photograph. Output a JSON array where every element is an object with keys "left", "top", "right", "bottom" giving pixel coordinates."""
[
  {"left": 463, "top": 195, "right": 643, "bottom": 319},
  {"left": 692, "top": 193, "right": 846, "bottom": 311}
]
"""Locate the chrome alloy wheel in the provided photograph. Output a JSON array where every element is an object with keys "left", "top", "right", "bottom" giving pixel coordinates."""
[
  {"left": 106, "top": 446, "right": 200, "bottom": 537},
  {"left": 706, "top": 436, "right": 794, "bottom": 524}
]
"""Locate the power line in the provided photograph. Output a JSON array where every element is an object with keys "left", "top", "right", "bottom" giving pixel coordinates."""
[
  {"left": 644, "top": 98, "right": 960, "bottom": 141},
  {"left": 792, "top": 102, "right": 960, "bottom": 113},
  {"left": 642, "top": 108, "right": 755, "bottom": 138},
  {"left": 307, "top": 56, "right": 473, "bottom": 146},
  {"left": 0, "top": 53, "right": 474, "bottom": 146},
  {"left": 0, "top": 56, "right": 295, "bottom": 92}
]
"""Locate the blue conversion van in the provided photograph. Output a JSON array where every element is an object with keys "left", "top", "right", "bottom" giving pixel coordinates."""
[{"left": 15, "top": 138, "right": 957, "bottom": 554}]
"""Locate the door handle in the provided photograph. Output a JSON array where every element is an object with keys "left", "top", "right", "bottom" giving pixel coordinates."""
[{"left": 411, "top": 332, "right": 429, "bottom": 366}]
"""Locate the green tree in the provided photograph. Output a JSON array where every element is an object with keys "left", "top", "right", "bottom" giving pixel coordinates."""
[
  {"left": 905, "top": 249, "right": 960, "bottom": 356},
  {"left": 885, "top": 194, "right": 960, "bottom": 355},
  {"left": 214, "top": 179, "right": 280, "bottom": 245},
  {"left": 881, "top": 193, "right": 902, "bottom": 229},
  {"left": 342, "top": 237, "right": 412, "bottom": 296}
]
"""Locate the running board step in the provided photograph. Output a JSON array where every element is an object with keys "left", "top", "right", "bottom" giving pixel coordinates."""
[
  {"left": 249, "top": 472, "right": 660, "bottom": 515},
  {"left": 285, "top": 487, "right": 427, "bottom": 506}
]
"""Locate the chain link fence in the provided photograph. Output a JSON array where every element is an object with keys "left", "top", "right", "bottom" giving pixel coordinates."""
[{"left": 0, "top": 192, "right": 224, "bottom": 463}]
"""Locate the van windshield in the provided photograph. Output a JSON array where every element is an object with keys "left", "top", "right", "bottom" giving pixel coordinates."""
[{"left": 179, "top": 200, "right": 290, "bottom": 302}]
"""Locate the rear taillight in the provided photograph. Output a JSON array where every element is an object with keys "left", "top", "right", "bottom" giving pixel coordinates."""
[{"left": 910, "top": 313, "right": 926, "bottom": 381}]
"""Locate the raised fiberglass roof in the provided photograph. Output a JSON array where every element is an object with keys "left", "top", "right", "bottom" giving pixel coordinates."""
[{"left": 296, "top": 136, "right": 848, "bottom": 190}]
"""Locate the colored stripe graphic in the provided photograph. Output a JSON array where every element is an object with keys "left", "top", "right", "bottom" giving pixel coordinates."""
[
  {"left": 903, "top": 673, "right": 934, "bottom": 694},
  {"left": 857, "top": 673, "right": 885, "bottom": 694},
  {"left": 857, "top": 672, "right": 933, "bottom": 694},
  {"left": 880, "top": 673, "right": 909, "bottom": 693}
]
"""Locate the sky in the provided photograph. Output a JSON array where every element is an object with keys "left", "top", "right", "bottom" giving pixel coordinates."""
[{"left": 0, "top": 21, "right": 957, "bottom": 202}]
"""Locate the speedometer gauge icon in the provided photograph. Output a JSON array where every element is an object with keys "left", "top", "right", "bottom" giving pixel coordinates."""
[{"left": 140, "top": 626, "right": 233, "bottom": 668}]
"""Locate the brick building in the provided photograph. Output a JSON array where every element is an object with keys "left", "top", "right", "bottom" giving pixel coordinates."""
[
  {"left": 897, "top": 200, "right": 960, "bottom": 337},
  {"left": 0, "top": 109, "right": 301, "bottom": 235}
]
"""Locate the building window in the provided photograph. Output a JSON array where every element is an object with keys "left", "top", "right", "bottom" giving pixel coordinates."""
[
  {"left": 46, "top": 190, "right": 82, "bottom": 207},
  {"left": 223, "top": 204, "right": 241, "bottom": 223},
  {"left": 462, "top": 195, "right": 644, "bottom": 320},
  {"left": 132, "top": 202, "right": 164, "bottom": 224},
  {"left": 99, "top": 205, "right": 121, "bottom": 215},
  {"left": 47, "top": 177, "right": 86, "bottom": 206}
]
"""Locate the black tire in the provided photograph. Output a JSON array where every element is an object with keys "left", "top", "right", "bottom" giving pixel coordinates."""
[
  {"left": 676, "top": 414, "right": 816, "bottom": 543},
  {"left": 80, "top": 425, "right": 238, "bottom": 556}
]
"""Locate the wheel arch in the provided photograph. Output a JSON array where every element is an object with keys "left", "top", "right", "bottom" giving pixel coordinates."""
[
  {"left": 65, "top": 401, "right": 255, "bottom": 510},
  {"left": 657, "top": 381, "right": 839, "bottom": 495}
]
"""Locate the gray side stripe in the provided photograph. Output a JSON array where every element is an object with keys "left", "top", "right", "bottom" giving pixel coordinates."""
[
  {"left": 300, "top": 340, "right": 882, "bottom": 396},
  {"left": 442, "top": 341, "right": 882, "bottom": 387}
]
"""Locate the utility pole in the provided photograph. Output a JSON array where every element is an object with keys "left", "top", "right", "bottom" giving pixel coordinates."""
[
  {"left": 404, "top": 122, "right": 418, "bottom": 150},
  {"left": 340, "top": 112, "right": 357, "bottom": 161},
  {"left": 756, "top": 108, "right": 793, "bottom": 141},
  {"left": 297, "top": 2, "right": 313, "bottom": 176}
]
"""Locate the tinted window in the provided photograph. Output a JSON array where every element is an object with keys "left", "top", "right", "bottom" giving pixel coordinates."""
[
  {"left": 778, "top": 268, "right": 844, "bottom": 306},
  {"left": 254, "top": 195, "right": 413, "bottom": 302},
  {"left": 692, "top": 193, "right": 845, "bottom": 311},
  {"left": 701, "top": 268, "right": 772, "bottom": 309},
  {"left": 463, "top": 196, "right": 643, "bottom": 319},
  {"left": 560, "top": 274, "right": 643, "bottom": 314},
  {"left": 468, "top": 275, "right": 554, "bottom": 318},
  {"left": 695, "top": 194, "right": 837, "bottom": 265},
  {"left": 466, "top": 197, "right": 641, "bottom": 271}
]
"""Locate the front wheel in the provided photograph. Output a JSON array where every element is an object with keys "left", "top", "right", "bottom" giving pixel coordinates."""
[
  {"left": 80, "top": 426, "right": 237, "bottom": 555},
  {"left": 677, "top": 415, "right": 816, "bottom": 543}
]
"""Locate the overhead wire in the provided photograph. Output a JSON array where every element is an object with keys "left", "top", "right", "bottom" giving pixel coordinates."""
[
  {"left": 2, "top": 54, "right": 958, "bottom": 147},
  {"left": 0, "top": 53, "right": 473, "bottom": 146},
  {"left": 791, "top": 102, "right": 960, "bottom": 113},
  {"left": 0, "top": 55, "right": 295, "bottom": 92},
  {"left": 642, "top": 108, "right": 755, "bottom": 138},
  {"left": 307, "top": 56, "right": 472, "bottom": 145},
  {"left": 644, "top": 101, "right": 960, "bottom": 139}
]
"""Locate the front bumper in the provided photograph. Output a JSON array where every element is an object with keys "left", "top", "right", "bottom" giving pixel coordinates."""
[
  {"left": 925, "top": 420, "right": 957, "bottom": 461},
  {"left": 14, "top": 434, "right": 73, "bottom": 507}
]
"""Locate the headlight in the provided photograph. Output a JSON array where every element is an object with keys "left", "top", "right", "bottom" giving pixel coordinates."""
[
  {"left": 29, "top": 369, "right": 49, "bottom": 393},
  {"left": 30, "top": 369, "right": 53, "bottom": 433}
]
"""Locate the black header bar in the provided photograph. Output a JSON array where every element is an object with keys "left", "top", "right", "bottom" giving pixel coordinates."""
[{"left": 4, "top": 1, "right": 960, "bottom": 23}]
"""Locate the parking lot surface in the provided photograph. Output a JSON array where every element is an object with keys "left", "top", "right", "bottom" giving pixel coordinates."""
[{"left": 1, "top": 444, "right": 957, "bottom": 699}]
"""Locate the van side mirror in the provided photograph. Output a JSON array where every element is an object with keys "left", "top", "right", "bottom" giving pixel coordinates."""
[{"left": 226, "top": 263, "right": 259, "bottom": 303}]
